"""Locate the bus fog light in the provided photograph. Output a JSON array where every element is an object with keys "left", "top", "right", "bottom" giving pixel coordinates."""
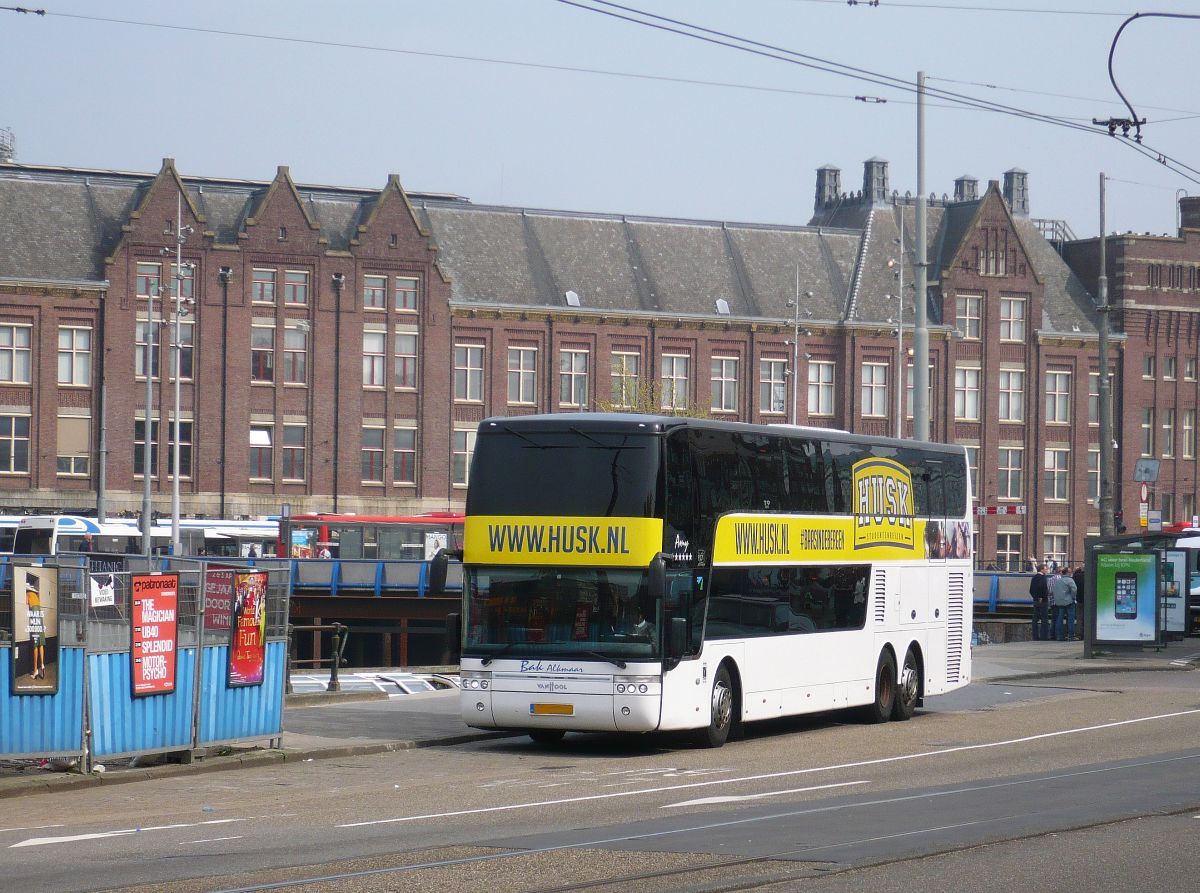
[
  {"left": 476, "top": 702, "right": 486, "bottom": 711},
  {"left": 616, "top": 684, "right": 625, "bottom": 693},
  {"left": 621, "top": 706, "right": 631, "bottom": 716},
  {"left": 480, "top": 681, "right": 489, "bottom": 689},
  {"left": 639, "top": 684, "right": 648, "bottom": 693}
]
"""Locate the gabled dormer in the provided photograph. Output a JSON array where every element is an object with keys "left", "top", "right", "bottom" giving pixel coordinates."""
[
  {"left": 350, "top": 174, "right": 438, "bottom": 265},
  {"left": 943, "top": 181, "right": 1039, "bottom": 286},
  {"left": 239, "top": 165, "right": 326, "bottom": 251},
  {"left": 105, "top": 157, "right": 206, "bottom": 265}
]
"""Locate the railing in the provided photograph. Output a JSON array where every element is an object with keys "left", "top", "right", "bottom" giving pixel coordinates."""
[
  {"left": 258, "top": 557, "right": 463, "bottom": 597},
  {"left": 286, "top": 622, "right": 349, "bottom": 693}
]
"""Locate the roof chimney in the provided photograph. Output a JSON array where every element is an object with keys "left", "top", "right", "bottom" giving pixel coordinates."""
[
  {"left": 1180, "top": 196, "right": 1200, "bottom": 233},
  {"left": 815, "top": 164, "right": 841, "bottom": 212},
  {"left": 1003, "top": 168, "right": 1029, "bottom": 217},
  {"left": 954, "top": 175, "right": 978, "bottom": 202},
  {"left": 863, "top": 157, "right": 889, "bottom": 206}
]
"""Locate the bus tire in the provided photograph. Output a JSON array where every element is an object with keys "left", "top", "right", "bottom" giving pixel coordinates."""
[
  {"left": 892, "top": 647, "right": 919, "bottom": 721},
  {"left": 864, "top": 650, "right": 896, "bottom": 724},
  {"left": 528, "top": 729, "right": 565, "bottom": 745},
  {"left": 697, "top": 664, "right": 734, "bottom": 748}
]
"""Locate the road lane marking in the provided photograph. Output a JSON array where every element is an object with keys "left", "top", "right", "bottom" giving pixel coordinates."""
[
  {"left": 340, "top": 707, "right": 1200, "bottom": 827},
  {"left": 11, "top": 818, "right": 244, "bottom": 848},
  {"left": 664, "top": 780, "right": 869, "bottom": 807},
  {"left": 183, "top": 836, "right": 244, "bottom": 845},
  {"left": 0, "top": 823, "right": 64, "bottom": 834}
]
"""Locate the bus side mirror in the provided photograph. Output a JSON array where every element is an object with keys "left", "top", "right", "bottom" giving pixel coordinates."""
[
  {"left": 444, "top": 612, "right": 462, "bottom": 663},
  {"left": 428, "top": 549, "right": 449, "bottom": 595},
  {"left": 666, "top": 616, "right": 687, "bottom": 659},
  {"left": 648, "top": 553, "right": 666, "bottom": 602}
]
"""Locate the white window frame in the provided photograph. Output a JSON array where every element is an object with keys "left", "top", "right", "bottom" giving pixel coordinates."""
[
  {"left": 998, "top": 447, "right": 1023, "bottom": 500},
  {"left": 954, "top": 365, "right": 981, "bottom": 421},
  {"left": 507, "top": 346, "right": 538, "bottom": 406},
  {"left": 759, "top": 358, "right": 787, "bottom": 415},
  {"left": 393, "top": 426, "right": 417, "bottom": 485},
  {"left": 711, "top": 356, "right": 739, "bottom": 413},
  {"left": 661, "top": 354, "right": 690, "bottom": 411},
  {"left": 394, "top": 330, "right": 418, "bottom": 390},
  {"left": 363, "top": 329, "right": 387, "bottom": 388},
  {"left": 0, "top": 323, "right": 33, "bottom": 385},
  {"left": 956, "top": 294, "right": 982, "bottom": 340},
  {"left": 998, "top": 368, "right": 1024, "bottom": 422},
  {"left": 1044, "top": 447, "right": 1069, "bottom": 501},
  {"left": 452, "top": 427, "right": 476, "bottom": 487},
  {"left": 611, "top": 351, "right": 640, "bottom": 408},
  {"left": 861, "top": 362, "right": 889, "bottom": 418},
  {"left": 999, "top": 296, "right": 1026, "bottom": 341},
  {"left": 559, "top": 348, "right": 589, "bottom": 409},
  {"left": 57, "top": 326, "right": 92, "bottom": 386},
  {"left": 807, "top": 359, "right": 834, "bottom": 417},
  {"left": 1045, "top": 371, "right": 1071, "bottom": 424},
  {"left": 454, "top": 344, "right": 484, "bottom": 402}
]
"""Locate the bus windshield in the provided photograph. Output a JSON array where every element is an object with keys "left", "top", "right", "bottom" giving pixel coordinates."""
[
  {"left": 467, "top": 429, "right": 660, "bottom": 518},
  {"left": 464, "top": 566, "right": 659, "bottom": 661}
]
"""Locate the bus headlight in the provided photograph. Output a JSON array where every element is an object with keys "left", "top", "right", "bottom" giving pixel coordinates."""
[{"left": 614, "top": 676, "right": 657, "bottom": 695}]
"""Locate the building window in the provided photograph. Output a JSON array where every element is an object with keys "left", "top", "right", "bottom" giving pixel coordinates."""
[
  {"left": 998, "top": 369, "right": 1024, "bottom": 422},
  {"left": 281, "top": 425, "right": 305, "bottom": 481},
  {"left": 134, "top": 321, "right": 160, "bottom": 379},
  {"left": 252, "top": 269, "right": 276, "bottom": 304},
  {"left": 861, "top": 362, "right": 889, "bottom": 418},
  {"left": 251, "top": 325, "right": 275, "bottom": 382},
  {"left": 393, "top": 428, "right": 417, "bottom": 485},
  {"left": 1143, "top": 355, "right": 1156, "bottom": 378},
  {"left": 363, "top": 330, "right": 386, "bottom": 387},
  {"left": 1183, "top": 494, "right": 1196, "bottom": 526},
  {"left": 363, "top": 274, "right": 386, "bottom": 310},
  {"left": 956, "top": 294, "right": 981, "bottom": 339},
  {"left": 395, "top": 276, "right": 419, "bottom": 312},
  {"left": 0, "top": 324, "right": 32, "bottom": 384},
  {"left": 0, "top": 415, "right": 29, "bottom": 474},
  {"left": 395, "top": 332, "right": 418, "bottom": 389},
  {"left": 978, "top": 228, "right": 1009, "bottom": 277},
  {"left": 1141, "top": 407, "right": 1155, "bottom": 456},
  {"left": 1184, "top": 409, "right": 1196, "bottom": 459},
  {"left": 964, "top": 445, "right": 979, "bottom": 498},
  {"left": 169, "top": 263, "right": 195, "bottom": 300},
  {"left": 1044, "top": 448, "right": 1069, "bottom": 501},
  {"left": 998, "top": 447, "right": 1023, "bottom": 499},
  {"left": 1088, "top": 373, "right": 1100, "bottom": 424},
  {"left": 249, "top": 426, "right": 273, "bottom": 479},
  {"left": 1165, "top": 356, "right": 1177, "bottom": 380},
  {"left": 133, "top": 419, "right": 158, "bottom": 478},
  {"left": 559, "top": 349, "right": 589, "bottom": 408},
  {"left": 136, "top": 262, "right": 161, "bottom": 298},
  {"left": 996, "top": 533, "right": 1023, "bottom": 573},
  {"left": 166, "top": 419, "right": 193, "bottom": 479},
  {"left": 954, "top": 366, "right": 981, "bottom": 421},
  {"left": 452, "top": 428, "right": 476, "bottom": 486},
  {"left": 57, "top": 327, "right": 91, "bottom": 386},
  {"left": 1043, "top": 534, "right": 1068, "bottom": 571},
  {"left": 57, "top": 415, "right": 90, "bottom": 476},
  {"left": 1163, "top": 408, "right": 1176, "bottom": 458},
  {"left": 454, "top": 344, "right": 483, "bottom": 402},
  {"left": 1087, "top": 448, "right": 1099, "bottom": 502},
  {"left": 283, "top": 324, "right": 308, "bottom": 384},
  {"left": 999, "top": 296, "right": 1026, "bottom": 341},
  {"left": 611, "top": 351, "right": 640, "bottom": 408},
  {"left": 361, "top": 427, "right": 385, "bottom": 482},
  {"left": 661, "top": 354, "right": 690, "bottom": 410},
  {"left": 759, "top": 358, "right": 787, "bottom": 415},
  {"left": 905, "top": 363, "right": 934, "bottom": 419},
  {"left": 711, "top": 356, "right": 738, "bottom": 413},
  {"left": 284, "top": 270, "right": 309, "bottom": 305},
  {"left": 1044, "top": 371, "right": 1071, "bottom": 424},
  {"left": 807, "top": 360, "right": 834, "bottom": 416},
  {"left": 1161, "top": 493, "right": 1175, "bottom": 525},
  {"left": 508, "top": 347, "right": 538, "bottom": 405},
  {"left": 173, "top": 321, "right": 194, "bottom": 380},
  {"left": 1186, "top": 358, "right": 1197, "bottom": 381}
]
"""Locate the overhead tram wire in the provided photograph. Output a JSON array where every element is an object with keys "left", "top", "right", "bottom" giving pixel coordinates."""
[
  {"left": 561, "top": 0, "right": 1200, "bottom": 187},
  {"left": 927, "top": 75, "right": 1200, "bottom": 120},
  {"left": 780, "top": 0, "right": 1130, "bottom": 15}
]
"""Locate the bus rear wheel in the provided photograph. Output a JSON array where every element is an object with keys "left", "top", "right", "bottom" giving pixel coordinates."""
[
  {"left": 892, "top": 648, "right": 919, "bottom": 721},
  {"left": 697, "top": 664, "right": 734, "bottom": 748},
  {"left": 528, "top": 729, "right": 565, "bottom": 745},
  {"left": 863, "top": 650, "right": 896, "bottom": 724}
]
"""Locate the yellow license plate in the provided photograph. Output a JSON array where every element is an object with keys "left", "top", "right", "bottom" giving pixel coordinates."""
[{"left": 530, "top": 703, "right": 573, "bottom": 716}]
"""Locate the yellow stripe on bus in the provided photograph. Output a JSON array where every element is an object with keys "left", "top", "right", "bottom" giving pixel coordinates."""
[
  {"left": 465, "top": 516, "right": 664, "bottom": 567},
  {"left": 712, "top": 514, "right": 931, "bottom": 564}
]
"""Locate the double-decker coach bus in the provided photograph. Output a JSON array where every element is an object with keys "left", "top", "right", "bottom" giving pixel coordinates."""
[{"left": 460, "top": 413, "right": 972, "bottom": 747}]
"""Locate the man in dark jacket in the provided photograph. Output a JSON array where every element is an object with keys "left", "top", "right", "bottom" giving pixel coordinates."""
[{"left": 1029, "top": 559, "right": 1050, "bottom": 641}]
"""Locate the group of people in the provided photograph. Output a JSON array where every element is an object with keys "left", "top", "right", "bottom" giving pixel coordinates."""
[{"left": 1028, "top": 559, "right": 1085, "bottom": 641}]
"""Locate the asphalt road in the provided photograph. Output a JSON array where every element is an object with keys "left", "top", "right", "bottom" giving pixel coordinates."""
[{"left": 3, "top": 668, "right": 1198, "bottom": 893}]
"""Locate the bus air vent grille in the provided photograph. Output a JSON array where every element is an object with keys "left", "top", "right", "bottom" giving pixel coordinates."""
[
  {"left": 872, "top": 569, "right": 887, "bottom": 624},
  {"left": 946, "top": 571, "right": 966, "bottom": 682}
]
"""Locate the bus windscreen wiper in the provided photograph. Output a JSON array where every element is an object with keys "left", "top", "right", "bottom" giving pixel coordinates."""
[
  {"left": 480, "top": 643, "right": 518, "bottom": 666},
  {"left": 555, "top": 650, "right": 627, "bottom": 669}
]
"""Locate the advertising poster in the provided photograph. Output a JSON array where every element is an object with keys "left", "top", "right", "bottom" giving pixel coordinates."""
[
  {"left": 130, "top": 574, "right": 179, "bottom": 696},
  {"left": 203, "top": 569, "right": 235, "bottom": 632},
  {"left": 1162, "top": 550, "right": 1187, "bottom": 634},
  {"left": 11, "top": 566, "right": 59, "bottom": 695},
  {"left": 1094, "top": 552, "right": 1159, "bottom": 645},
  {"left": 89, "top": 573, "right": 116, "bottom": 608},
  {"left": 228, "top": 571, "right": 268, "bottom": 687}
]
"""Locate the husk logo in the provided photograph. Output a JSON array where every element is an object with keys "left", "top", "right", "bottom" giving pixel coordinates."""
[{"left": 852, "top": 457, "right": 915, "bottom": 550}]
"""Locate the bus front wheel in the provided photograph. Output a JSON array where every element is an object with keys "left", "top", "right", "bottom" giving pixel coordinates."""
[
  {"left": 697, "top": 664, "right": 734, "bottom": 748},
  {"left": 892, "top": 648, "right": 919, "bottom": 721},
  {"left": 864, "top": 650, "right": 896, "bottom": 724}
]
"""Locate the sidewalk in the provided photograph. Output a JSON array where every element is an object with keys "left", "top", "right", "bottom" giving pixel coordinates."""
[{"left": 3, "top": 639, "right": 1196, "bottom": 799}]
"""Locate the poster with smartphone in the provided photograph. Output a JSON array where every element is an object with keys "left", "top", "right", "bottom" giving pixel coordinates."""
[
  {"left": 1162, "top": 550, "right": 1187, "bottom": 634},
  {"left": 1093, "top": 551, "right": 1159, "bottom": 645}
]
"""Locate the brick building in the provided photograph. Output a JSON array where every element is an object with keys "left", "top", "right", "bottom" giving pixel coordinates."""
[
  {"left": 0, "top": 156, "right": 1130, "bottom": 568},
  {"left": 1062, "top": 196, "right": 1200, "bottom": 532}
]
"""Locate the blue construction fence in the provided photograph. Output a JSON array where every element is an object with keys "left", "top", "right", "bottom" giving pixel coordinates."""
[{"left": 0, "top": 554, "right": 290, "bottom": 769}]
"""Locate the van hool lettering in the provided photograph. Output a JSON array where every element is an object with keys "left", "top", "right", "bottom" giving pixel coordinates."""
[{"left": 852, "top": 457, "right": 915, "bottom": 550}]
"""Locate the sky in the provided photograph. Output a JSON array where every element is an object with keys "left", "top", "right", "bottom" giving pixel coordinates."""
[{"left": 4, "top": 1, "right": 1199, "bottom": 240}]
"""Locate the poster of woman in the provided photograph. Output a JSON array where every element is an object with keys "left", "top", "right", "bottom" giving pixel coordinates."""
[
  {"left": 12, "top": 566, "right": 59, "bottom": 695},
  {"left": 227, "top": 571, "right": 268, "bottom": 686}
]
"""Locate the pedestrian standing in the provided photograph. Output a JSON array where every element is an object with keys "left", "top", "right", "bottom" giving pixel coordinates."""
[
  {"left": 1050, "top": 570, "right": 1078, "bottom": 641},
  {"left": 1028, "top": 558, "right": 1050, "bottom": 641}
]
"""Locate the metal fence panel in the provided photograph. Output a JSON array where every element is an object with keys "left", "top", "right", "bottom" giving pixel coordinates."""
[
  {"left": 196, "top": 641, "right": 286, "bottom": 744},
  {"left": 87, "top": 648, "right": 196, "bottom": 759},
  {"left": 0, "top": 646, "right": 85, "bottom": 758}
]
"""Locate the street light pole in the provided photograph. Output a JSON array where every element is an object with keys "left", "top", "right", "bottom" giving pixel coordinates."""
[
  {"left": 791, "top": 266, "right": 800, "bottom": 425},
  {"left": 894, "top": 224, "right": 906, "bottom": 439},
  {"left": 169, "top": 192, "right": 193, "bottom": 556},
  {"left": 141, "top": 282, "right": 157, "bottom": 556},
  {"left": 330, "top": 272, "right": 345, "bottom": 513},
  {"left": 1098, "top": 173, "right": 1116, "bottom": 537}
]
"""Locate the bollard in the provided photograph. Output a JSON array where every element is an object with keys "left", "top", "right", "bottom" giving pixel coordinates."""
[{"left": 328, "top": 625, "right": 342, "bottom": 692}]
